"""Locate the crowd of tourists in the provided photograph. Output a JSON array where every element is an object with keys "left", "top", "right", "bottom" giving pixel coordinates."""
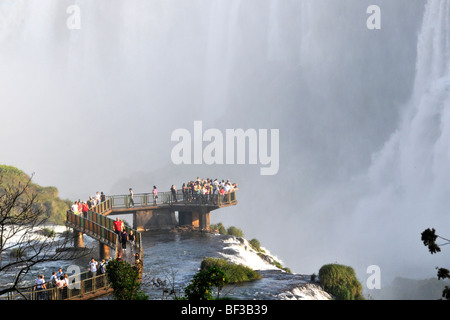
[
  {"left": 33, "top": 259, "right": 108, "bottom": 300},
  {"left": 68, "top": 177, "right": 238, "bottom": 213},
  {"left": 70, "top": 191, "right": 106, "bottom": 217},
  {"left": 168, "top": 177, "right": 239, "bottom": 204}
]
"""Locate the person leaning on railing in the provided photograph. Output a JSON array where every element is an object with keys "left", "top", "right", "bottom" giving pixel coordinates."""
[
  {"left": 34, "top": 274, "right": 47, "bottom": 300},
  {"left": 71, "top": 201, "right": 79, "bottom": 215}
]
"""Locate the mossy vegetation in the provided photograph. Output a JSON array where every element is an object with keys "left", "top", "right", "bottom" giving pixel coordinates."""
[
  {"left": 41, "top": 227, "right": 56, "bottom": 238},
  {"left": 181, "top": 258, "right": 262, "bottom": 300},
  {"left": 0, "top": 164, "right": 71, "bottom": 225},
  {"left": 201, "top": 257, "right": 261, "bottom": 284},
  {"left": 210, "top": 222, "right": 227, "bottom": 235},
  {"left": 9, "top": 247, "right": 26, "bottom": 258},
  {"left": 318, "top": 263, "right": 365, "bottom": 300},
  {"left": 226, "top": 226, "right": 244, "bottom": 237},
  {"left": 249, "top": 238, "right": 264, "bottom": 253},
  {"left": 210, "top": 223, "right": 245, "bottom": 238}
]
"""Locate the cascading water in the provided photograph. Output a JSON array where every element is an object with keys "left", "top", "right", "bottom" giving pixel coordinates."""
[{"left": 340, "top": 0, "right": 450, "bottom": 282}]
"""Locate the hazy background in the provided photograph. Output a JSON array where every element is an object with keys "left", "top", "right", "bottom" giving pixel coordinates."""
[{"left": 2, "top": 0, "right": 449, "bottom": 295}]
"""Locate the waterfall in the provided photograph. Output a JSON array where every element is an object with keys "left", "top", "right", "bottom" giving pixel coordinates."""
[{"left": 345, "top": 0, "right": 450, "bottom": 280}]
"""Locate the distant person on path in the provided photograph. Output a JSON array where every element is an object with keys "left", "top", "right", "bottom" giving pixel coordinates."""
[
  {"left": 134, "top": 252, "right": 140, "bottom": 265},
  {"left": 182, "top": 183, "right": 188, "bottom": 201},
  {"left": 100, "top": 192, "right": 106, "bottom": 203},
  {"left": 129, "top": 188, "right": 135, "bottom": 207},
  {"left": 128, "top": 230, "right": 135, "bottom": 252},
  {"left": 170, "top": 184, "right": 177, "bottom": 203},
  {"left": 152, "top": 185, "right": 158, "bottom": 204},
  {"left": 121, "top": 228, "right": 128, "bottom": 252},
  {"left": 95, "top": 192, "right": 101, "bottom": 204}
]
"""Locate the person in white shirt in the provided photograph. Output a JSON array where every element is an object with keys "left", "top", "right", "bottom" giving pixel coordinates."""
[
  {"left": 88, "top": 257, "right": 98, "bottom": 278},
  {"left": 56, "top": 276, "right": 65, "bottom": 288},
  {"left": 64, "top": 274, "right": 70, "bottom": 287},
  {"left": 35, "top": 275, "right": 46, "bottom": 300},
  {"left": 71, "top": 202, "right": 78, "bottom": 214}
]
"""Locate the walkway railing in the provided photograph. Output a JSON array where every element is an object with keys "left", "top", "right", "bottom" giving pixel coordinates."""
[
  {"left": 66, "top": 205, "right": 117, "bottom": 248},
  {"left": 0, "top": 271, "right": 111, "bottom": 300},
  {"left": 108, "top": 190, "right": 237, "bottom": 209},
  {"left": 0, "top": 199, "right": 144, "bottom": 300},
  {"left": 1, "top": 189, "right": 235, "bottom": 300},
  {"left": 66, "top": 200, "right": 143, "bottom": 256}
]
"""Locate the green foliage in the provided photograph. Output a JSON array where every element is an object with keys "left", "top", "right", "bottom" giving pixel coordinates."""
[
  {"left": 0, "top": 165, "right": 26, "bottom": 177},
  {"left": 271, "top": 259, "right": 292, "bottom": 274},
  {"left": 249, "top": 238, "right": 264, "bottom": 252},
  {"left": 184, "top": 266, "right": 227, "bottom": 300},
  {"left": 421, "top": 228, "right": 450, "bottom": 299},
  {"left": 318, "top": 263, "right": 364, "bottom": 300},
  {"left": 443, "top": 286, "right": 450, "bottom": 300},
  {"left": 211, "top": 223, "right": 244, "bottom": 237},
  {"left": 227, "top": 226, "right": 244, "bottom": 238},
  {"left": 10, "top": 247, "right": 26, "bottom": 258},
  {"left": 421, "top": 228, "right": 441, "bottom": 254},
  {"left": 200, "top": 257, "right": 261, "bottom": 284},
  {"left": 106, "top": 259, "right": 148, "bottom": 300},
  {"left": 0, "top": 164, "right": 71, "bottom": 225},
  {"left": 41, "top": 227, "right": 56, "bottom": 238},
  {"left": 210, "top": 222, "right": 227, "bottom": 235}
]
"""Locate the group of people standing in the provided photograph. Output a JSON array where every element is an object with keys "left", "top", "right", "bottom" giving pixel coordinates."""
[
  {"left": 113, "top": 217, "right": 137, "bottom": 255},
  {"left": 87, "top": 257, "right": 108, "bottom": 278},
  {"left": 70, "top": 191, "right": 106, "bottom": 217},
  {"left": 129, "top": 177, "right": 238, "bottom": 206},
  {"left": 175, "top": 177, "right": 238, "bottom": 204},
  {"left": 33, "top": 268, "right": 75, "bottom": 300}
]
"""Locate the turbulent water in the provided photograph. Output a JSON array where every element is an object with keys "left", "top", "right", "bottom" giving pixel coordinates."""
[
  {"left": 0, "top": 227, "right": 331, "bottom": 300},
  {"left": 140, "top": 231, "right": 330, "bottom": 300}
]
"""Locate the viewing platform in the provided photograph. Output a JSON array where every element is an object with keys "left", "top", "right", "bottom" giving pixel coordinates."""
[{"left": 103, "top": 189, "right": 238, "bottom": 232}]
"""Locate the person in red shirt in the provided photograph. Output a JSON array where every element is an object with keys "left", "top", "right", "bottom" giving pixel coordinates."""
[
  {"left": 113, "top": 218, "right": 122, "bottom": 236},
  {"left": 82, "top": 201, "right": 89, "bottom": 219}
]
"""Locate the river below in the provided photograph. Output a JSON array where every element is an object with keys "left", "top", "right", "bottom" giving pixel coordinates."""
[{"left": 1, "top": 227, "right": 330, "bottom": 300}]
